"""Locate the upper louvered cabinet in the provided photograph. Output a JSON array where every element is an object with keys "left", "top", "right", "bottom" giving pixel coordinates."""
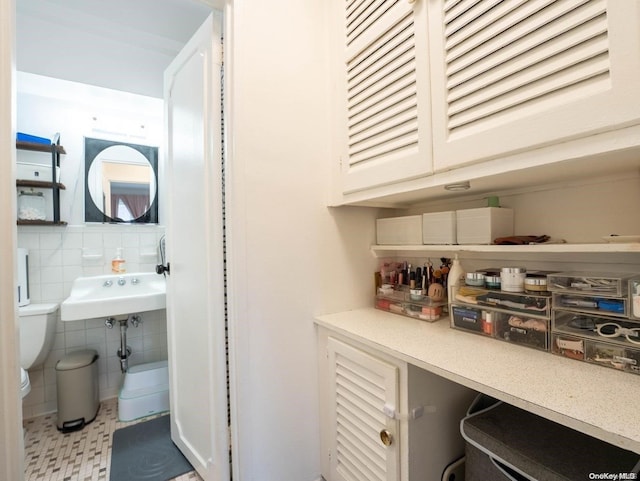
[
  {"left": 336, "top": 0, "right": 433, "bottom": 193},
  {"left": 326, "top": 336, "right": 400, "bottom": 481},
  {"left": 428, "top": 0, "right": 640, "bottom": 171}
]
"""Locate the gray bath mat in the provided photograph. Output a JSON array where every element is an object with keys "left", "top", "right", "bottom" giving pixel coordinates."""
[{"left": 110, "top": 415, "right": 193, "bottom": 481}]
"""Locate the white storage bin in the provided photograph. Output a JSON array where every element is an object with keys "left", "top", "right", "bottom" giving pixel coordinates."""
[
  {"left": 422, "top": 211, "right": 456, "bottom": 244},
  {"left": 17, "top": 161, "right": 60, "bottom": 183},
  {"left": 456, "top": 207, "right": 513, "bottom": 245},
  {"left": 376, "top": 215, "right": 422, "bottom": 245},
  {"left": 118, "top": 360, "right": 170, "bottom": 421}
]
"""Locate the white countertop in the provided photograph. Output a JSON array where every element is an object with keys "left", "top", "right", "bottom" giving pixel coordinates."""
[{"left": 315, "top": 308, "right": 640, "bottom": 455}]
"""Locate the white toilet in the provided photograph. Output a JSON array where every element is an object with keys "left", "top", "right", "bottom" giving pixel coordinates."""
[
  {"left": 20, "top": 367, "right": 31, "bottom": 398},
  {"left": 19, "top": 303, "right": 59, "bottom": 398}
]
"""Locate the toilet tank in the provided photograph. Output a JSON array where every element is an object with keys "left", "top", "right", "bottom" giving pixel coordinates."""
[{"left": 19, "top": 303, "right": 58, "bottom": 369}]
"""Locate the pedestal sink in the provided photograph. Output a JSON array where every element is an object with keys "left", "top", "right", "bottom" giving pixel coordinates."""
[{"left": 61, "top": 272, "right": 166, "bottom": 321}]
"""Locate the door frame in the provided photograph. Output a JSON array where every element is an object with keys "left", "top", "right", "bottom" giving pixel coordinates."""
[
  {"left": 215, "top": 2, "right": 242, "bottom": 481},
  {"left": 0, "top": 0, "right": 25, "bottom": 479}
]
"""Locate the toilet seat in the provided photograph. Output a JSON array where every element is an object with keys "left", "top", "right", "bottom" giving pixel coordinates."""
[{"left": 20, "top": 368, "right": 31, "bottom": 398}]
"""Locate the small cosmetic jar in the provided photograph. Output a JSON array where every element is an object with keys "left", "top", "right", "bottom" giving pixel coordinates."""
[
  {"left": 465, "top": 272, "right": 486, "bottom": 287},
  {"left": 501, "top": 267, "right": 526, "bottom": 292},
  {"left": 524, "top": 276, "right": 548, "bottom": 293},
  {"left": 409, "top": 288, "right": 424, "bottom": 301},
  {"left": 485, "top": 275, "right": 502, "bottom": 289},
  {"left": 379, "top": 284, "right": 394, "bottom": 296}
]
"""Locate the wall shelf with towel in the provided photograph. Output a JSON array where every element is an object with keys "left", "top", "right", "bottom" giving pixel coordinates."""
[{"left": 16, "top": 133, "right": 67, "bottom": 226}]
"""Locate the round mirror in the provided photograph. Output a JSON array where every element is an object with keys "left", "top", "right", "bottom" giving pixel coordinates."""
[{"left": 84, "top": 138, "right": 159, "bottom": 223}]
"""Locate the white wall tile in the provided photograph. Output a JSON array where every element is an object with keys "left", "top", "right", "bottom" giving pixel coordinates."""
[
  {"left": 122, "top": 233, "right": 139, "bottom": 247},
  {"left": 63, "top": 319, "right": 85, "bottom": 332},
  {"left": 107, "top": 369, "right": 124, "bottom": 389},
  {"left": 143, "top": 350, "right": 165, "bottom": 363},
  {"left": 62, "top": 232, "right": 83, "bottom": 249},
  {"left": 39, "top": 233, "right": 63, "bottom": 249},
  {"left": 106, "top": 339, "right": 122, "bottom": 358},
  {"left": 62, "top": 248, "right": 82, "bottom": 266},
  {"left": 27, "top": 283, "right": 42, "bottom": 303},
  {"left": 81, "top": 266, "right": 104, "bottom": 277},
  {"left": 98, "top": 373, "right": 108, "bottom": 393},
  {"left": 143, "top": 332, "right": 167, "bottom": 352},
  {"left": 126, "top": 324, "right": 144, "bottom": 339},
  {"left": 44, "top": 383, "right": 57, "bottom": 403},
  {"left": 63, "top": 265, "right": 83, "bottom": 283},
  {"left": 127, "top": 337, "right": 144, "bottom": 354},
  {"left": 29, "top": 369, "right": 44, "bottom": 389},
  {"left": 85, "top": 327, "right": 106, "bottom": 345},
  {"left": 39, "top": 249, "right": 62, "bottom": 267},
  {"left": 103, "top": 233, "right": 122, "bottom": 249},
  {"left": 17, "top": 232, "right": 40, "bottom": 250},
  {"left": 23, "top": 386, "right": 44, "bottom": 407},
  {"left": 40, "top": 266, "right": 64, "bottom": 284},
  {"left": 88, "top": 344, "right": 107, "bottom": 364},
  {"left": 83, "top": 232, "right": 103, "bottom": 249},
  {"left": 86, "top": 318, "right": 106, "bottom": 329},
  {"left": 64, "top": 329, "right": 86, "bottom": 348},
  {"left": 45, "top": 348, "right": 65, "bottom": 369},
  {"left": 40, "top": 283, "right": 64, "bottom": 302},
  {"left": 43, "top": 366, "right": 56, "bottom": 386}
]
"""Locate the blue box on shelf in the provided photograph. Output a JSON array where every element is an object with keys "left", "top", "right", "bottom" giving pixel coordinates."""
[{"left": 17, "top": 132, "right": 51, "bottom": 145}]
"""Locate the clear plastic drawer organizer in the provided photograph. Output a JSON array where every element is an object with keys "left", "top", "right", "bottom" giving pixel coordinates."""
[
  {"left": 548, "top": 274, "right": 640, "bottom": 376},
  {"left": 375, "top": 285, "right": 446, "bottom": 322},
  {"left": 449, "top": 273, "right": 640, "bottom": 372},
  {"left": 451, "top": 286, "right": 551, "bottom": 352},
  {"left": 547, "top": 272, "right": 634, "bottom": 297}
]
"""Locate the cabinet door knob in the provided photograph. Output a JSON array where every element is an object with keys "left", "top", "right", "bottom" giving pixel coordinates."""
[{"left": 379, "top": 429, "right": 393, "bottom": 446}]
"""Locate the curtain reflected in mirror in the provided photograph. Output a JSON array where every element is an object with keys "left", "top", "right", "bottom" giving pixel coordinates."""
[{"left": 85, "top": 138, "right": 159, "bottom": 223}]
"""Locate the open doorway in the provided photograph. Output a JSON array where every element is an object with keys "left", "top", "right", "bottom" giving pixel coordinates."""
[{"left": 13, "top": 1, "right": 223, "bottom": 480}]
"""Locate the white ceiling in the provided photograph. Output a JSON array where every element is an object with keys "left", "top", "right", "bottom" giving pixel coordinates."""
[{"left": 16, "top": 0, "right": 213, "bottom": 98}]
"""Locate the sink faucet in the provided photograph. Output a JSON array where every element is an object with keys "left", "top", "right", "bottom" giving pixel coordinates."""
[{"left": 117, "top": 277, "right": 126, "bottom": 286}]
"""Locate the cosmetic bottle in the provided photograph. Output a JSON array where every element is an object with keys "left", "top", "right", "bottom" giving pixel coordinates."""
[
  {"left": 447, "top": 254, "right": 465, "bottom": 301},
  {"left": 112, "top": 248, "right": 126, "bottom": 274}
]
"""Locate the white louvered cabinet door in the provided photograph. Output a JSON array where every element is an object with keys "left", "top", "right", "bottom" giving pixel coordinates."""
[
  {"left": 338, "top": 0, "right": 433, "bottom": 194},
  {"left": 327, "top": 337, "right": 401, "bottom": 481},
  {"left": 428, "top": 0, "right": 640, "bottom": 171}
]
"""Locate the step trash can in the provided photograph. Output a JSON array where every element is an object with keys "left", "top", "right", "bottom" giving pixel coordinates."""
[
  {"left": 56, "top": 349, "right": 100, "bottom": 432},
  {"left": 461, "top": 394, "right": 640, "bottom": 481}
]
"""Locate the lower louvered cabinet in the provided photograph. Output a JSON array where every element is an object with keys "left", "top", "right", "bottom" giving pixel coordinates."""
[{"left": 317, "top": 328, "right": 476, "bottom": 481}]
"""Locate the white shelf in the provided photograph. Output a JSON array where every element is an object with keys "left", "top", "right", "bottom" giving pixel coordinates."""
[{"left": 371, "top": 243, "right": 640, "bottom": 257}]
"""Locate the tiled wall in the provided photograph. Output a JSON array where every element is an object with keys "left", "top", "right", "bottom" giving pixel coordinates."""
[{"left": 17, "top": 224, "right": 167, "bottom": 419}]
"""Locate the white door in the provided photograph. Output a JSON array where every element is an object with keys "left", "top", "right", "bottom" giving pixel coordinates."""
[{"left": 164, "top": 12, "right": 229, "bottom": 481}]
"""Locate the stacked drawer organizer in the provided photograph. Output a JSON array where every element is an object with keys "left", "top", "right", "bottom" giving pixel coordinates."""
[
  {"left": 450, "top": 286, "right": 551, "bottom": 351},
  {"left": 549, "top": 272, "right": 640, "bottom": 375},
  {"left": 375, "top": 286, "right": 446, "bottom": 322}
]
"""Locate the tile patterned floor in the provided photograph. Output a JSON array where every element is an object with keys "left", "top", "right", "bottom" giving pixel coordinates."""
[{"left": 23, "top": 397, "right": 203, "bottom": 481}]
